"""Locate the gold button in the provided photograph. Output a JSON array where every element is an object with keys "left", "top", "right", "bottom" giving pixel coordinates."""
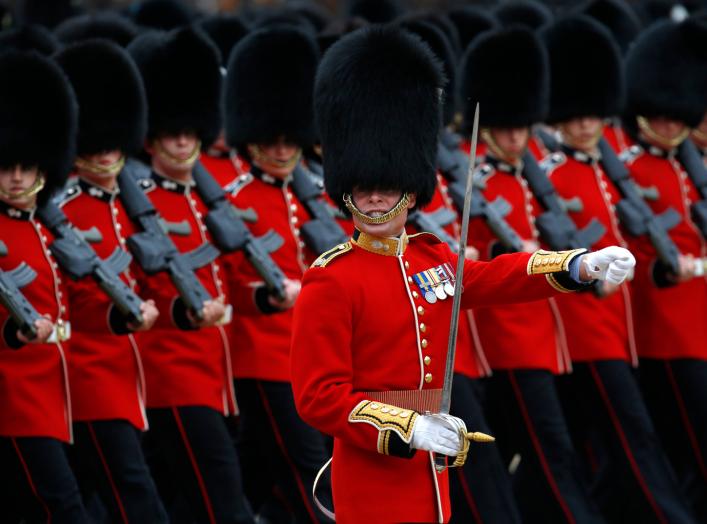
[
  {"left": 417, "top": 306, "right": 425, "bottom": 315},
  {"left": 404, "top": 261, "right": 410, "bottom": 269},
  {"left": 408, "top": 276, "right": 413, "bottom": 283},
  {"left": 412, "top": 291, "right": 419, "bottom": 299},
  {"left": 419, "top": 323, "right": 426, "bottom": 333},
  {"left": 421, "top": 339, "right": 428, "bottom": 348},
  {"left": 424, "top": 356, "right": 431, "bottom": 366},
  {"left": 424, "top": 373, "right": 433, "bottom": 383}
]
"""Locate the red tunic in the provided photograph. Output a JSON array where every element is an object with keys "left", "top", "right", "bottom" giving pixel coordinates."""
[
  {"left": 59, "top": 178, "right": 147, "bottom": 429},
  {"left": 468, "top": 158, "right": 571, "bottom": 373},
  {"left": 603, "top": 121, "right": 632, "bottom": 155},
  {"left": 621, "top": 144, "right": 707, "bottom": 360},
  {"left": 0, "top": 204, "right": 72, "bottom": 442},
  {"left": 291, "top": 231, "right": 583, "bottom": 524},
  {"left": 544, "top": 149, "right": 637, "bottom": 364},
  {"left": 133, "top": 172, "right": 236, "bottom": 414},
  {"left": 408, "top": 174, "right": 490, "bottom": 379},
  {"left": 223, "top": 161, "right": 316, "bottom": 382}
]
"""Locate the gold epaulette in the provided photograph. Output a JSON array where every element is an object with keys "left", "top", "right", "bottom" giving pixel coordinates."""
[
  {"left": 311, "top": 242, "right": 352, "bottom": 268},
  {"left": 527, "top": 248, "right": 587, "bottom": 275},
  {"left": 349, "top": 400, "right": 419, "bottom": 444}
]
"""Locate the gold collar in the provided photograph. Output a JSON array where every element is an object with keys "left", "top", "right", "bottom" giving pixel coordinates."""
[{"left": 351, "top": 229, "right": 409, "bottom": 256}]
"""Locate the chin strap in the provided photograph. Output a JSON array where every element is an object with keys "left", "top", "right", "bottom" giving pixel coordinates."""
[
  {"left": 343, "top": 192, "right": 410, "bottom": 225},
  {"left": 0, "top": 174, "right": 45, "bottom": 200},
  {"left": 75, "top": 155, "right": 125, "bottom": 176},
  {"left": 247, "top": 144, "right": 302, "bottom": 172},
  {"left": 481, "top": 128, "right": 524, "bottom": 166},
  {"left": 154, "top": 139, "right": 201, "bottom": 170},
  {"left": 637, "top": 116, "right": 690, "bottom": 149}
]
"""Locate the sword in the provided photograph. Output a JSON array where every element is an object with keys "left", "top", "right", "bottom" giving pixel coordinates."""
[{"left": 434, "top": 103, "right": 494, "bottom": 473}]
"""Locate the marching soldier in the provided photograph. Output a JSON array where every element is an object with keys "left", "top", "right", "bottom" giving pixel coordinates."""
[
  {"left": 541, "top": 15, "right": 696, "bottom": 523},
  {"left": 291, "top": 25, "right": 635, "bottom": 524},
  {"left": 55, "top": 39, "right": 167, "bottom": 523},
  {"left": 0, "top": 49, "right": 89, "bottom": 523},
  {"left": 221, "top": 25, "right": 331, "bottom": 522},
  {"left": 460, "top": 27, "right": 607, "bottom": 523},
  {"left": 127, "top": 27, "right": 254, "bottom": 524},
  {"left": 621, "top": 18, "right": 707, "bottom": 520}
]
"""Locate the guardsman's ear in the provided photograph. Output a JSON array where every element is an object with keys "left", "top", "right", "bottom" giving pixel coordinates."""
[{"left": 406, "top": 193, "right": 417, "bottom": 209}]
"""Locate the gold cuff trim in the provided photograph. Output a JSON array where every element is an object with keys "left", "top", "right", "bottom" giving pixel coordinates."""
[
  {"left": 377, "top": 430, "right": 392, "bottom": 455},
  {"left": 527, "top": 249, "right": 587, "bottom": 275},
  {"left": 349, "top": 400, "right": 419, "bottom": 444}
]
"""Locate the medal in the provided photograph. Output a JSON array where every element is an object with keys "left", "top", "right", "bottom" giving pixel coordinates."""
[
  {"left": 424, "top": 290, "right": 438, "bottom": 303},
  {"left": 435, "top": 285, "right": 447, "bottom": 300},
  {"left": 444, "top": 281, "right": 455, "bottom": 296}
]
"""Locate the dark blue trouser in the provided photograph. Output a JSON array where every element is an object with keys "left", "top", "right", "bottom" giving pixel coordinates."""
[
  {"left": 485, "top": 369, "right": 605, "bottom": 524},
  {"left": 639, "top": 358, "right": 707, "bottom": 522},
  {"left": 449, "top": 373, "right": 522, "bottom": 524},
  {"left": 0, "top": 436, "right": 89, "bottom": 524},
  {"left": 558, "top": 360, "right": 695, "bottom": 524},
  {"left": 69, "top": 419, "right": 168, "bottom": 523},
  {"left": 233, "top": 379, "right": 332, "bottom": 523},
  {"left": 143, "top": 405, "right": 254, "bottom": 524}
]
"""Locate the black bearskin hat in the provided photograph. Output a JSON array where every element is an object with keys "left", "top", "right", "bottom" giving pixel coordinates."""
[
  {"left": 399, "top": 19, "right": 457, "bottom": 126},
  {"left": 130, "top": 0, "right": 196, "bottom": 31},
  {"left": 315, "top": 26, "right": 444, "bottom": 209},
  {"left": 54, "top": 13, "right": 140, "bottom": 48},
  {"left": 13, "top": 0, "right": 80, "bottom": 29},
  {"left": 198, "top": 15, "right": 249, "bottom": 66},
  {"left": 460, "top": 27, "right": 549, "bottom": 130},
  {"left": 576, "top": 0, "right": 643, "bottom": 54},
  {"left": 625, "top": 19, "right": 705, "bottom": 127},
  {"left": 287, "top": 1, "right": 332, "bottom": 31},
  {"left": 447, "top": 6, "right": 498, "bottom": 52},
  {"left": 494, "top": 0, "right": 553, "bottom": 30},
  {"left": 56, "top": 40, "right": 147, "bottom": 157},
  {"left": 542, "top": 15, "right": 624, "bottom": 123},
  {"left": 0, "top": 25, "right": 59, "bottom": 55},
  {"left": 0, "top": 50, "right": 77, "bottom": 202},
  {"left": 225, "top": 26, "right": 319, "bottom": 149},
  {"left": 318, "top": 17, "right": 368, "bottom": 54},
  {"left": 128, "top": 27, "right": 222, "bottom": 147},
  {"left": 345, "top": 0, "right": 404, "bottom": 24}
]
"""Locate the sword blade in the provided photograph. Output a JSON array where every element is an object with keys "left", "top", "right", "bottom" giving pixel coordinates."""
[{"left": 438, "top": 103, "right": 479, "bottom": 416}]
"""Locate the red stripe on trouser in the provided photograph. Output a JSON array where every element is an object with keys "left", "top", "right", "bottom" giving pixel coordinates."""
[
  {"left": 172, "top": 407, "right": 217, "bottom": 524},
  {"left": 664, "top": 362, "right": 707, "bottom": 480},
  {"left": 588, "top": 363, "right": 668, "bottom": 524},
  {"left": 455, "top": 467, "right": 483, "bottom": 523},
  {"left": 508, "top": 372, "right": 575, "bottom": 524},
  {"left": 12, "top": 438, "right": 52, "bottom": 523},
  {"left": 87, "top": 422, "right": 129, "bottom": 524},
  {"left": 256, "top": 381, "right": 318, "bottom": 523}
]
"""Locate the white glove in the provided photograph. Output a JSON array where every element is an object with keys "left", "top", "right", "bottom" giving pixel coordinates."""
[
  {"left": 410, "top": 414, "right": 466, "bottom": 456},
  {"left": 582, "top": 246, "right": 636, "bottom": 285}
]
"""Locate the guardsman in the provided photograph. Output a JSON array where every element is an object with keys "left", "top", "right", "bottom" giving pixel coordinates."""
[
  {"left": 460, "top": 27, "right": 607, "bottom": 523},
  {"left": 55, "top": 40, "right": 168, "bottom": 523},
  {"left": 401, "top": 19, "right": 524, "bottom": 524},
  {"left": 221, "top": 25, "right": 331, "bottom": 523},
  {"left": 541, "top": 15, "right": 696, "bottom": 523},
  {"left": 291, "top": 25, "right": 635, "bottom": 524},
  {"left": 53, "top": 12, "right": 140, "bottom": 47},
  {"left": 127, "top": 27, "right": 254, "bottom": 524},
  {"left": 0, "top": 49, "right": 89, "bottom": 524},
  {"left": 621, "top": 18, "right": 707, "bottom": 520}
]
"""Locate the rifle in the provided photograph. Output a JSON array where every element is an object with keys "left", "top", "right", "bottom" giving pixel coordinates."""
[
  {"left": 0, "top": 241, "right": 42, "bottom": 340},
  {"left": 117, "top": 169, "right": 218, "bottom": 321},
  {"left": 407, "top": 208, "right": 460, "bottom": 251},
  {"left": 678, "top": 139, "right": 707, "bottom": 240},
  {"left": 36, "top": 199, "right": 144, "bottom": 325},
  {"left": 522, "top": 151, "right": 606, "bottom": 250},
  {"left": 290, "top": 164, "right": 348, "bottom": 255},
  {"left": 438, "top": 132, "right": 524, "bottom": 252},
  {"left": 192, "top": 162, "right": 286, "bottom": 301},
  {"left": 599, "top": 138, "right": 681, "bottom": 274}
]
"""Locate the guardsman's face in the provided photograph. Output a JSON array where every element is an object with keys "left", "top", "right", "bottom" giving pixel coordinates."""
[
  {"left": 691, "top": 113, "right": 707, "bottom": 147},
  {"left": 489, "top": 127, "right": 529, "bottom": 158},
  {"left": 560, "top": 117, "right": 603, "bottom": 152},
  {"left": 250, "top": 138, "right": 300, "bottom": 179},
  {"left": 77, "top": 150, "right": 123, "bottom": 186},
  {"left": 148, "top": 132, "right": 200, "bottom": 179},
  {"left": 351, "top": 188, "right": 416, "bottom": 238},
  {"left": 0, "top": 165, "right": 40, "bottom": 209},
  {"left": 645, "top": 117, "right": 686, "bottom": 142}
]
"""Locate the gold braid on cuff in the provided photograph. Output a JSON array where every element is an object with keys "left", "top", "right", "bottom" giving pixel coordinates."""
[
  {"left": 343, "top": 193, "right": 410, "bottom": 225},
  {"left": 527, "top": 248, "right": 587, "bottom": 275}
]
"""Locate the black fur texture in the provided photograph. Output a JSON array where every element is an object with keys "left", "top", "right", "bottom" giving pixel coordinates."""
[
  {"left": 576, "top": 0, "right": 643, "bottom": 54},
  {"left": 198, "top": 15, "right": 250, "bottom": 66},
  {"left": 56, "top": 40, "right": 147, "bottom": 156},
  {"left": 346, "top": 0, "right": 403, "bottom": 24},
  {"left": 0, "top": 25, "right": 59, "bottom": 55},
  {"left": 494, "top": 0, "right": 553, "bottom": 30},
  {"left": 130, "top": 0, "right": 195, "bottom": 31},
  {"left": 315, "top": 26, "right": 444, "bottom": 209},
  {"left": 54, "top": 13, "right": 140, "bottom": 48},
  {"left": 128, "top": 27, "right": 222, "bottom": 146},
  {"left": 225, "top": 26, "right": 319, "bottom": 149},
  {"left": 447, "top": 6, "right": 498, "bottom": 52}
]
